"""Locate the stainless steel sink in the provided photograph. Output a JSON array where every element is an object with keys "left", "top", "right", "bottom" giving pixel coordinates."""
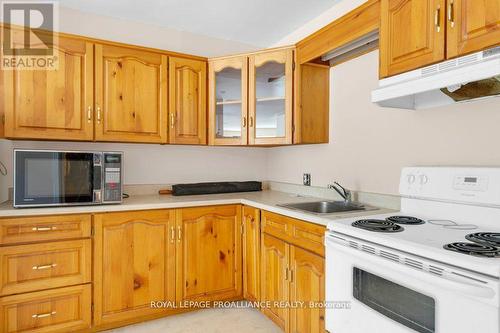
[{"left": 278, "top": 201, "right": 368, "bottom": 214}]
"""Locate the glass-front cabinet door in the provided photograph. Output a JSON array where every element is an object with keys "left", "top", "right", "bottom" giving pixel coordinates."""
[
  {"left": 249, "top": 49, "right": 293, "bottom": 145},
  {"left": 208, "top": 57, "right": 248, "bottom": 145}
]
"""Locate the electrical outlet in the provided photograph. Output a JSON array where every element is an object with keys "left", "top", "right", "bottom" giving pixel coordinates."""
[{"left": 303, "top": 173, "right": 311, "bottom": 186}]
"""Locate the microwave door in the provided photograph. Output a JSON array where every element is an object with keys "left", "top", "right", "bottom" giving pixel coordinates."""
[{"left": 14, "top": 151, "right": 95, "bottom": 207}]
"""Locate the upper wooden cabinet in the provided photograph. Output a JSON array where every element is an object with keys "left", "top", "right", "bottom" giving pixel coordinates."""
[
  {"left": 94, "top": 44, "right": 168, "bottom": 143},
  {"left": 208, "top": 56, "right": 249, "bottom": 145},
  {"left": 169, "top": 57, "right": 207, "bottom": 145},
  {"left": 447, "top": 0, "right": 500, "bottom": 58},
  {"left": 1, "top": 32, "right": 94, "bottom": 141},
  {"left": 93, "top": 210, "right": 176, "bottom": 327},
  {"left": 175, "top": 205, "right": 242, "bottom": 302},
  {"left": 249, "top": 49, "right": 293, "bottom": 145},
  {"left": 380, "top": 0, "right": 446, "bottom": 78},
  {"left": 381, "top": 0, "right": 500, "bottom": 77}
]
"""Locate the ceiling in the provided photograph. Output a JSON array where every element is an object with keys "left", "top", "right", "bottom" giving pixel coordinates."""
[{"left": 58, "top": 0, "right": 340, "bottom": 47}]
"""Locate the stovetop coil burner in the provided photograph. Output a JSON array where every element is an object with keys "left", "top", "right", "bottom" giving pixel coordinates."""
[
  {"left": 465, "top": 232, "right": 500, "bottom": 247},
  {"left": 386, "top": 216, "right": 425, "bottom": 225},
  {"left": 352, "top": 219, "right": 404, "bottom": 233},
  {"left": 443, "top": 242, "right": 500, "bottom": 258}
]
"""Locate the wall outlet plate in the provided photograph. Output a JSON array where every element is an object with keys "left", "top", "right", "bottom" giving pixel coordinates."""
[{"left": 303, "top": 173, "right": 311, "bottom": 186}]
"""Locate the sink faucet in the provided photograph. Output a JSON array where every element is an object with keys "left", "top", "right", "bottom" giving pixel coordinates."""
[{"left": 328, "top": 182, "right": 352, "bottom": 203}]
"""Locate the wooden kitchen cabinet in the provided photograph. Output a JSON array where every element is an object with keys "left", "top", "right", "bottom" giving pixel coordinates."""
[
  {"left": 261, "top": 210, "right": 326, "bottom": 333},
  {"left": 93, "top": 210, "right": 176, "bottom": 327},
  {"left": 168, "top": 57, "right": 207, "bottom": 145},
  {"left": 0, "top": 284, "right": 91, "bottom": 333},
  {"left": 242, "top": 205, "right": 261, "bottom": 302},
  {"left": 1, "top": 31, "right": 94, "bottom": 141},
  {"left": 289, "top": 246, "right": 325, "bottom": 333},
  {"left": 249, "top": 48, "right": 293, "bottom": 145},
  {"left": 261, "top": 233, "right": 290, "bottom": 331},
  {"left": 380, "top": 0, "right": 446, "bottom": 78},
  {"left": 175, "top": 205, "right": 242, "bottom": 302},
  {"left": 447, "top": 0, "right": 500, "bottom": 58},
  {"left": 208, "top": 56, "right": 249, "bottom": 145},
  {"left": 94, "top": 44, "right": 168, "bottom": 143}
]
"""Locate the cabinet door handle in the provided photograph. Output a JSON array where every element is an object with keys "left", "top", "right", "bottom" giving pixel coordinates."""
[
  {"left": 448, "top": 0, "right": 455, "bottom": 27},
  {"left": 285, "top": 267, "right": 289, "bottom": 281},
  {"left": 290, "top": 269, "right": 294, "bottom": 283},
  {"left": 249, "top": 116, "right": 254, "bottom": 127},
  {"left": 32, "top": 311, "right": 56, "bottom": 319},
  {"left": 170, "top": 226, "right": 175, "bottom": 243},
  {"left": 96, "top": 106, "right": 102, "bottom": 123},
  {"left": 87, "top": 106, "right": 92, "bottom": 123},
  {"left": 32, "top": 226, "right": 57, "bottom": 232},
  {"left": 170, "top": 113, "right": 175, "bottom": 129},
  {"left": 435, "top": 6, "right": 441, "bottom": 32},
  {"left": 242, "top": 116, "right": 247, "bottom": 128},
  {"left": 32, "top": 263, "right": 57, "bottom": 270},
  {"left": 177, "top": 226, "right": 182, "bottom": 242}
]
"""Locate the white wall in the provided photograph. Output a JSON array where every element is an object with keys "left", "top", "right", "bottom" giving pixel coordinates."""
[{"left": 267, "top": 0, "right": 500, "bottom": 196}]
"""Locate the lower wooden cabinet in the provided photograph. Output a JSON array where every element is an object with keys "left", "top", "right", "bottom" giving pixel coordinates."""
[
  {"left": 261, "top": 211, "right": 326, "bottom": 333},
  {"left": 0, "top": 284, "right": 91, "bottom": 333},
  {"left": 242, "top": 205, "right": 261, "bottom": 303},
  {"left": 176, "top": 205, "right": 242, "bottom": 302},
  {"left": 0, "top": 239, "right": 91, "bottom": 296},
  {"left": 93, "top": 210, "right": 176, "bottom": 327},
  {"left": 289, "top": 246, "right": 325, "bottom": 333},
  {"left": 261, "top": 233, "right": 290, "bottom": 331}
]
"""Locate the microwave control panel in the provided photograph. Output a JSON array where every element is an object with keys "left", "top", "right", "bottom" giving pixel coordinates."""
[{"left": 103, "top": 153, "right": 122, "bottom": 203}]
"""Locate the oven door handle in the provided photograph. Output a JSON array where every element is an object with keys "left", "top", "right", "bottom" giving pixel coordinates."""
[{"left": 326, "top": 236, "right": 496, "bottom": 299}]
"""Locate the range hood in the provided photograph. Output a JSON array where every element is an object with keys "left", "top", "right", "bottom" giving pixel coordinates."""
[{"left": 372, "top": 46, "right": 500, "bottom": 109}]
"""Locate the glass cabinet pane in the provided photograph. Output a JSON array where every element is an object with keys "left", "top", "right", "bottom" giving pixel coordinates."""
[
  {"left": 255, "top": 61, "right": 286, "bottom": 138},
  {"left": 215, "top": 67, "right": 243, "bottom": 139}
]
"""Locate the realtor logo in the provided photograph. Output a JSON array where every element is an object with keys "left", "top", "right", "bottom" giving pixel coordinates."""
[{"left": 1, "top": 1, "right": 59, "bottom": 70}]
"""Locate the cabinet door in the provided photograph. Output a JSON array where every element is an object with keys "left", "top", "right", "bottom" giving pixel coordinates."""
[
  {"left": 242, "top": 206, "right": 260, "bottom": 302},
  {"left": 447, "top": 0, "right": 500, "bottom": 58},
  {"left": 93, "top": 210, "right": 176, "bottom": 326},
  {"left": 249, "top": 49, "right": 293, "bottom": 145},
  {"left": 95, "top": 44, "right": 168, "bottom": 143},
  {"left": 380, "top": 0, "right": 446, "bottom": 77},
  {"left": 176, "top": 205, "right": 242, "bottom": 301},
  {"left": 289, "top": 246, "right": 325, "bottom": 333},
  {"left": 261, "top": 233, "right": 289, "bottom": 331},
  {"left": 2, "top": 31, "right": 94, "bottom": 140},
  {"left": 169, "top": 57, "right": 207, "bottom": 145},
  {"left": 208, "top": 57, "right": 248, "bottom": 145}
]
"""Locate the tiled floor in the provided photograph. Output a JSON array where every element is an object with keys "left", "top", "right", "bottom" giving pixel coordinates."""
[{"left": 107, "top": 308, "right": 282, "bottom": 333}]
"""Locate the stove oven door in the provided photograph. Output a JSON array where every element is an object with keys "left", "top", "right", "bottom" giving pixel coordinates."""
[{"left": 325, "top": 234, "right": 499, "bottom": 333}]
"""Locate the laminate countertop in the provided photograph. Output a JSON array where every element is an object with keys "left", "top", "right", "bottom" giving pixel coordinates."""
[{"left": 0, "top": 190, "right": 394, "bottom": 227}]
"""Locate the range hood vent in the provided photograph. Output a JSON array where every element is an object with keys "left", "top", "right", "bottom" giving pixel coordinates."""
[
  {"left": 322, "top": 30, "right": 379, "bottom": 66},
  {"left": 372, "top": 46, "right": 500, "bottom": 109}
]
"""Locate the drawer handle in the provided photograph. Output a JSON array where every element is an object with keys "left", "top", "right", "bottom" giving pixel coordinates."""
[
  {"left": 32, "top": 311, "right": 56, "bottom": 319},
  {"left": 32, "top": 263, "right": 57, "bottom": 270},
  {"left": 32, "top": 226, "right": 57, "bottom": 232}
]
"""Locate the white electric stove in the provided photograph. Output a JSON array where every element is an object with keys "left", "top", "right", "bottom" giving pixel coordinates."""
[{"left": 325, "top": 167, "right": 500, "bottom": 333}]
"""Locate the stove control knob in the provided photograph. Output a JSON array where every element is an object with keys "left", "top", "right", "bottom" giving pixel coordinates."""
[
  {"left": 419, "top": 174, "right": 429, "bottom": 185},
  {"left": 407, "top": 174, "right": 416, "bottom": 184}
]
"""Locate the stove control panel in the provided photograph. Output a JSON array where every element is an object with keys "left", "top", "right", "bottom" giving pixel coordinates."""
[
  {"left": 453, "top": 175, "right": 488, "bottom": 192},
  {"left": 400, "top": 167, "right": 500, "bottom": 206}
]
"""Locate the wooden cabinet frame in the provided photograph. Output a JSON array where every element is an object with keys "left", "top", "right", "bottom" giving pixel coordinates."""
[
  {"left": 208, "top": 56, "right": 248, "bottom": 146},
  {"left": 169, "top": 57, "right": 207, "bottom": 145},
  {"left": 248, "top": 49, "right": 293, "bottom": 145}
]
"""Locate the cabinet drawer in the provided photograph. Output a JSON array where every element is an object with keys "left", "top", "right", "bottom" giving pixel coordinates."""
[
  {"left": 0, "top": 284, "right": 91, "bottom": 333},
  {"left": 261, "top": 211, "right": 290, "bottom": 239},
  {"left": 262, "top": 210, "right": 325, "bottom": 256},
  {"left": 0, "top": 214, "right": 91, "bottom": 245},
  {"left": 0, "top": 240, "right": 91, "bottom": 296}
]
